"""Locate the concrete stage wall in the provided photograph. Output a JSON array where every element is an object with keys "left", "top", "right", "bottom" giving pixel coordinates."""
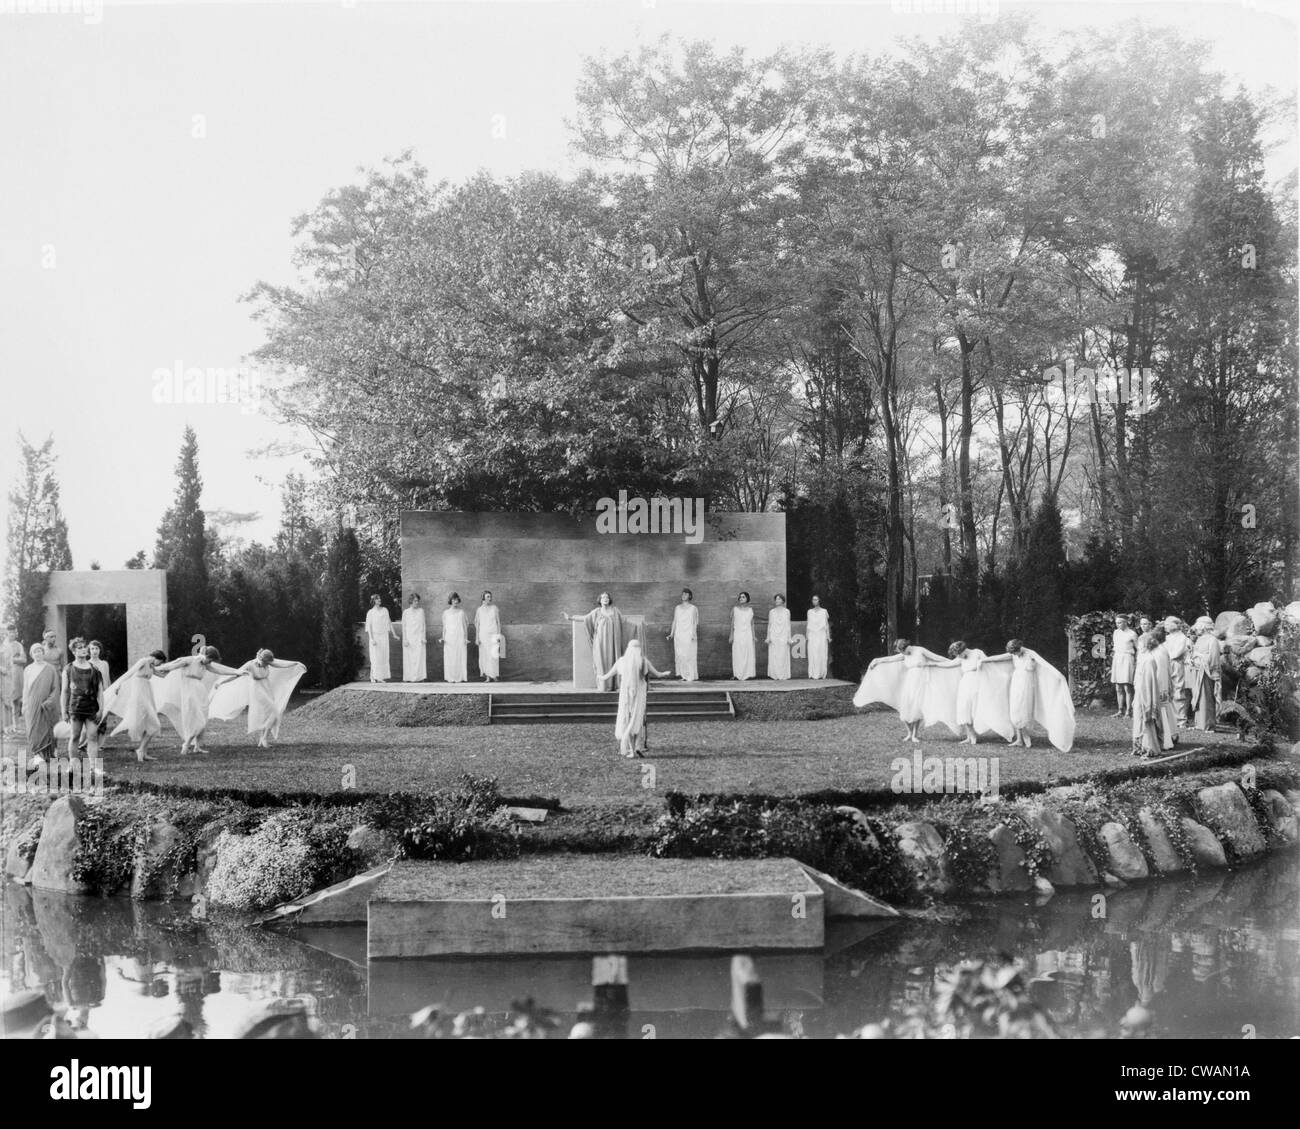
[{"left": 395, "top": 511, "right": 791, "bottom": 682}]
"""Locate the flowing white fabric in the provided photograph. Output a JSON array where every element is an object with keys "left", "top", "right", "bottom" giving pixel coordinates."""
[
  {"left": 475, "top": 604, "right": 502, "bottom": 678},
  {"left": 853, "top": 647, "right": 961, "bottom": 734},
  {"left": 401, "top": 607, "right": 427, "bottom": 682},
  {"left": 156, "top": 658, "right": 234, "bottom": 742},
  {"left": 766, "top": 607, "right": 791, "bottom": 680},
  {"left": 670, "top": 603, "right": 698, "bottom": 681},
  {"left": 102, "top": 658, "right": 161, "bottom": 742},
  {"left": 1015, "top": 648, "right": 1075, "bottom": 751},
  {"left": 731, "top": 606, "right": 756, "bottom": 680},
  {"left": 806, "top": 608, "right": 830, "bottom": 679},
  {"left": 366, "top": 606, "right": 393, "bottom": 680},
  {"left": 442, "top": 608, "right": 468, "bottom": 683},
  {"left": 612, "top": 644, "right": 650, "bottom": 755},
  {"left": 208, "top": 660, "right": 307, "bottom": 738}
]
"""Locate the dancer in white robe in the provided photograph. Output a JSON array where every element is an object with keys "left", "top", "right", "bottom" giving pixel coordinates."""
[
  {"left": 765, "top": 595, "right": 792, "bottom": 680},
  {"left": 594, "top": 640, "right": 670, "bottom": 758},
  {"left": 856, "top": 639, "right": 954, "bottom": 743},
  {"left": 209, "top": 649, "right": 308, "bottom": 747},
  {"left": 980, "top": 641, "right": 1076, "bottom": 751},
  {"left": 944, "top": 641, "right": 1015, "bottom": 745},
  {"left": 365, "top": 595, "right": 398, "bottom": 683},
  {"left": 730, "top": 592, "right": 756, "bottom": 680},
  {"left": 439, "top": 594, "right": 470, "bottom": 683},
  {"left": 564, "top": 593, "right": 640, "bottom": 691},
  {"left": 1189, "top": 616, "right": 1222, "bottom": 732},
  {"left": 667, "top": 589, "right": 699, "bottom": 682},
  {"left": 401, "top": 594, "right": 427, "bottom": 682},
  {"left": 806, "top": 596, "right": 830, "bottom": 680},
  {"left": 1111, "top": 615, "right": 1138, "bottom": 718},
  {"left": 102, "top": 650, "right": 166, "bottom": 762},
  {"left": 1163, "top": 617, "right": 1191, "bottom": 728},
  {"left": 1130, "top": 634, "right": 1164, "bottom": 757},
  {"left": 154, "top": 647, "right": 241, "bottom": 754},
  {"left": 474, "top": 591, "right": 503, "bottom": 682},
  {"left": 1150, "top": 626, "right": 1177, "bottom": 749}
]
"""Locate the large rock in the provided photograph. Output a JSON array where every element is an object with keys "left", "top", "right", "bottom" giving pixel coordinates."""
[
  {"left": 1260, "top": 790, "right": 1297, "bottom": 843},
  {"left": 130, "top": 820, "right": 194, "bottom": 900},
  {"left": 28, "top": 795, "right": 92, "bottom": 894},
  {"left": 1100, "top": 822, "right": 1150, "bottom": 881},
  {"left": 1179, "top": 818, "right": 1227, "bottom": 869},
  {"left": 891, "top": 821, "right": 952, "bottom": 895},
  {"left": 1021, "top": 805, "right": 1099, "bottom": 888},
  {"left": 1282, "top": 601, "right": 1300, "bottom": 625},
  {"left": 1246, "top": 647, "right": 1273, "bottom": 670},
  {"left": 1196, "top": 782, "right": 1267, "bottom": 861},
  {"left": 3, "top": 816, "right": 43, "bottom": 882},
  {"left": 1246, "top": 602, "right": 1279, "bottom": 636},
  {"left": 1137, "top": 807, "right": 1185, "bottom": 874},
  {"left": 986, "top": 823, "right": 1032, "bottom": 893},
  {"left": 1215, "top": 611, "right": 1251, "bottom": 638},
  {"left": 834, "top": 806, "right": 881, "bottom": 852}
]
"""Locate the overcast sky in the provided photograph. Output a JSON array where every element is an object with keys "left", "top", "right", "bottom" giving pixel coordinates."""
[{"left": 1, "top": 0, "right": 1295, "bottom": 570}]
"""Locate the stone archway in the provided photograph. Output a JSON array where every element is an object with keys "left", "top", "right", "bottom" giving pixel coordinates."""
[{"left": 43, "top": 570, "right": 168, "bottom": 661}]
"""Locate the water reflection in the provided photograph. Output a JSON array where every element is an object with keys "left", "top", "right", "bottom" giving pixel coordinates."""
[{"left": 2, "top": 854, "right": 1296, "bottom": 1038}]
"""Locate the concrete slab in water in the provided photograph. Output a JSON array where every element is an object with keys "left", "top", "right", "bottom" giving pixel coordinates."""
[{"left": 367, "top": 856, "right": 824, "bottom": 958}]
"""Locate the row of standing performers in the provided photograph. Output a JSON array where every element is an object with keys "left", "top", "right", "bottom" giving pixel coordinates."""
[{"left": 364, "top": 589, "right": 836, "bottom": 685}]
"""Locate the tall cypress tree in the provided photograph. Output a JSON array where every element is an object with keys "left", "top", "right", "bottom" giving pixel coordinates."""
[
  {"left": 153, "top": 427, "right": 210, "bottom": 658},
  {"left": 1012, "top": 496, "right": 1068, "bottom": 666},
  {"left": 321, "top": 526, "right": 362, "bottom": 689},
  {"left": 3, "top": 433, "right": 73, "bottom": 645}
]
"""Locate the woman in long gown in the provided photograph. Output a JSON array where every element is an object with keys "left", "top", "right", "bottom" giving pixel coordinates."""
[
  {"left": 565, "top": 593, "right": 636, "bottom": 691},
  {"left": 594, "top": 640, "right": 671, "bottom": 758},
  {"left": 474, "top": 591, "right": 503, "bottom": 683},
  {"left": 1150, "top": 626, "right": 1177, "bottom": 749},
  {"left": 102, "top": 650, "right": 166, "bottom": 762},
  {"left": 440, "top": 594, "right": 469, "bottom": 684},
  {"left": 209, "top": 649, "right": 308, "bottom": 747},
  {"left": 806, "top": 596, "right": 830, "bottom": 680},
  {"left": 22, "top": 643, "right": 59, "bottom": 765},
  {"left": 1163, "top": 616, "right": 1190, "bottom": 728},
  {"left": 401, "top": 594, "right": 427, "bottom": 682},
  {"left": 365, "top": 595, "right": 398, "bottom": 683},
  {"left": 765, "top": 594, "right": 792, "bottom": 680},
  {"left": 1130, "top": 633, "right": 1164, "bottom": 757},
  {"left": 730, "top": 592, "right": 756, "bottom": 681},
  {"left": 1111, "top": 615, "right": 1138, "bottom": 718},
  {"left": 154, "top": 647, "right": 241, "bottom": 754},
  {"left": 980, "top": 640, "right": 1076, "bottom": 751},
  {"left": 1189, "top": 616, "right": 1222, "bottom": 732},
  {"left": 860, "top": 639, "right": 951, "bottom": 743},
  {"left": 949, "top": 641, "right": 988, "bottom": 745},
  {"left": 667, "top": 589, "right": 699, "bottom": 682}
]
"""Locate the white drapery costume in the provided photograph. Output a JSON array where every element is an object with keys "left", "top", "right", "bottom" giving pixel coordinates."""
[
  {"left": 766, "top": 607, "right": 791, "bottom": 680},
  {"left": 669, "top": 603, "right": 699, "bottom": 682},
  {"left": 366, "top": 605, "right": 394, "bottom": 681},
  {"left": 208, "top": 660, "right": 307, "bottom": 739},
  {"left": 402, "top": 606, "right": 427, "bottom": 682},
  {"left": 474, "top": 603, "right": 503, "bottom": 679},
  {"left": 806, "top": 607, "right": 830, "bottom": 679},
  {"left": 731, "top": 606, "right": 756, "bottom": 680},
  {"left": 442, "top": 607, "right": 469, "bottom": 683}
]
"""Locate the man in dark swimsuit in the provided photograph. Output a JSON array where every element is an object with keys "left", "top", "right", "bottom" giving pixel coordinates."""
[{"left": 61, "top": 640, "right": 104, "bottom": 760}]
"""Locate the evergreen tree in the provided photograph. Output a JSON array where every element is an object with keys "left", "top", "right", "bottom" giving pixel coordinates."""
[
  {"left": 3, "top": 433, "right": 73, "bottom": 644},
  {"left": 153, "top": 427, "right": 211, "bottom": 658},
  {"left": 321, "top": 526, "right": 362, "bottom": 689},
  {"left": 1011, "top": 497, "right": 1068, "bottom": 666}
]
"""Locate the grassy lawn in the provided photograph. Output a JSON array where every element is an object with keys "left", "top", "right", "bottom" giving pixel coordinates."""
[{"left": 89, "top": 702, "right": 1250, "bottom": 810}]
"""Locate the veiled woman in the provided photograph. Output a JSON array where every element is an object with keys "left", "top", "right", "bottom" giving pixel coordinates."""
[
  {"left": 666, "top": 589, "right": 699, "bottom": 682},
  {"left": 1130, "top": 633, "right": 1164, "bottom": 757},
  {"left": 22, "top": 643, "right": 60, "bottom": 764},
  {"left": 729, "top": 592, "right": 756, "bottom": 681},
  {"left": 401, "top": 594, "right": 427, "bottom": 683},
  {"left": 474, "top": 591, "right": 504, "bottom": 683},
  {"left": 440, "top": 594, "right": 469, "bottom": 684},
  {"left": 154, "top": 647, "right": 241, "bottom": 755},
  {"left": 594, "top": 640, "right": 671, "bottom": 758},
  {"left": 565, "top": 593, "right": 636, "bottom": 691},
  {"left": 209, "top": 649, "right": 308, "bottom": 748},
  {"left": 806, "top": 596, "right": 830, "bottom": 680},
  {"left": 1189, "top": 616, "right": 1222, "bottom": 732},
  {"left": 102, "top": 650, "right": 166, "bottom": 762},
  {"left": 765, "top": 594, "right": 792, "bottom": 680}
]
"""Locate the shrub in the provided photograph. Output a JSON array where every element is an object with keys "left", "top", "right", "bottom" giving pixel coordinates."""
[{"left": 361, "top": 774, "right": 518, "bottom": 862}]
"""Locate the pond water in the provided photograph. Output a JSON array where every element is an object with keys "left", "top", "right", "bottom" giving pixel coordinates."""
[{"left": 3, "top": 853, "right": 1297, "bottom": 1039}]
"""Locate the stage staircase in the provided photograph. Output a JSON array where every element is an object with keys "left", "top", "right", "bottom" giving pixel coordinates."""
[{"left": 488, "top": 688, "right": 734, "bottom": 725}]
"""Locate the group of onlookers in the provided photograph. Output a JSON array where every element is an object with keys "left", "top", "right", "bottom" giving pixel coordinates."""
[
  {"left": 1110, "top": 614, "right": 1223, "bottom": 756},
  {"left": 0, "top": 628, "right": 112, "bottom": 765}
]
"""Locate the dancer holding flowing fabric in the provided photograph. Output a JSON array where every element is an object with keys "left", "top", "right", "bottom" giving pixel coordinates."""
[
  {"left": 856, "top": 639, "right": 954, "bottom": 744},
  {"left": 765, "top": 594, "right": 792, "bottom": 680},
  {"left": 365, "top": 595, "right": 399, "bottom": 683},
  {"left": 209, "top": 649, "right": 307, "bottom": 748},
  {"left": 594, "top": 640, "right": 671, "bottom": 758},
  {"left": 102, "top": 650, "right": 166, "bottom": 762},
  {"left": 729, "top": 592, "right": 756, "bottom": 681},
  {"left": 1188, "top": 616, "right": 1222, "bottom": 731},
  {"left": 474, "top": 591, "right": 503, "bottom": 683},
  {"left": 980, "top": 640, "right": 1076, "bottom": 751},
  {"left": 440, "top": 594, "right": 469, "bottom": 684},
  {"left": 806, "top": 596, "right": 830, "bottom": 680},
  {"left": 155, "top": 647, "right": 240, "bottom": 754},
  {"left": 401, "top": 595, "right": 427, "bottom": 683},
  {"left": 945, "top": 641, "right": 1015, "bottom": 746},
  {"left": 565, "top": 593, "right": 638, "bottom": 691},
  {"left": 667, "top": 589, "right": 698, "bottom": 682}
]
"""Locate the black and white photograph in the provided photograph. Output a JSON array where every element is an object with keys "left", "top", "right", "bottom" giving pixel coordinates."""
[{"left": 1, "top": 0, "right": 1298, "bottom": 1090}]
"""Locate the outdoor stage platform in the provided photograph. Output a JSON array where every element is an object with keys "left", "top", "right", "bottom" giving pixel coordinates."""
[{"left": 333, "top": 678, "right": 856, "bottom": 724}]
